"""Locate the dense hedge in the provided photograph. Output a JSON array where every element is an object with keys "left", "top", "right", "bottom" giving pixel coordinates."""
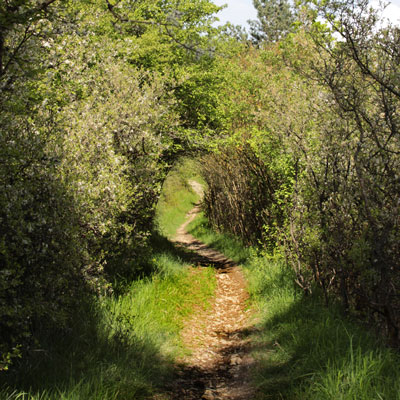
[
  {"left": 0, "top": 44, "right": 178, "bottom": 370},
  {"left": 201, "top": 2, "right": 400, "bottom": 344},
  {"left": 0, "top": 0, "right": 225, "bottom": 370},
  {"left": 202, "top": 144, "right": 291, "bottom": 251}
]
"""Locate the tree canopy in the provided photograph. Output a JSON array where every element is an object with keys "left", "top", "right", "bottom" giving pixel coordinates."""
[{"left": 249, "top": 0, "right": 296, "bottom": 43}]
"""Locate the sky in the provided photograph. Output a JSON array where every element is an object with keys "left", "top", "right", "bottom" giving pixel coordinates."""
[
  {"left": 212, "top": 0, "right": 258, "bottom": 29},
  {"left": 212, "top": 0, "right": 400, "bottom": 29},
  {"left": 376, "top": 0, "right": 400, "bottom": 23}
]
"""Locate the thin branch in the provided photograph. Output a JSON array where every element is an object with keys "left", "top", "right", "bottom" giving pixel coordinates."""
[{"left": 1, "top": 23, "right": 34, "bottom": 77}]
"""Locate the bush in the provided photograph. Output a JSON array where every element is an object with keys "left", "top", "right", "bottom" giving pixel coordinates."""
[{"left": 0, "top": 8, "right": 180, "bottom": 367}]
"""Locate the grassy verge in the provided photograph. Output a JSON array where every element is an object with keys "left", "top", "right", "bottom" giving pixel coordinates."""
[
  {"left": 0, "top": 248, "right": 215, "bottom": 400},
  {"left": 156, "top": 157, "right": 204, "bottom": 238},
  {"left": 248, "top": 257, "right": 400, "bottom": 399},
  {"left": 187, "top": 212, "right": 251, "bottom": 264},
  {"left": 187, "top": 212, "right": 400, "bottom": 399},
  {"left": 0, "top": 158, "right": 216, "bottom": 400}
]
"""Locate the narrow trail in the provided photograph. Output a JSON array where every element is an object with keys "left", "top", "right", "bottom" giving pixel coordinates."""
[{"left": 167, "top": 181, "right": 256, "bottom": 400}]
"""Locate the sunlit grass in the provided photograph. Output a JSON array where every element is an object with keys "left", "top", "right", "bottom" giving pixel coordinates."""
[
  {"left": 0, "top": 250, "right": 215, "bottom": 400},
  {"left": 186, "top": 210, "right": 400, "bottom": 399},
  {"left": 0, "top": 157, "right": 216, "bottom": 400},
  {"left": 187, "top": 212, "right": 251, "bottom": 264},
  {"left": 156, "top": 157, "right": 204, "bottom": 238},
  {"left": 246, "top": 257, "right": 400, "bottom": 400}
]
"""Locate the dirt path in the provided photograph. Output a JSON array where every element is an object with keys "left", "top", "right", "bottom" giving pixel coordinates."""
[{"left": 168, "top": 181, "right": 256, "bottom": 400}]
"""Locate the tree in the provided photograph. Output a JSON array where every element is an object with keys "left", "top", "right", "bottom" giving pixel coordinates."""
[
  {"left": 276, "top": 0, "right": 400, "bottom": 342},
  {"left": 0, "top": 0, "right": 64, "bottom": 88},
  {"left": 0, "top": 0, "right": 234, "bottom": 371},
  {"left": 249, "top": 0, "right": 295, "bottom": 43}
]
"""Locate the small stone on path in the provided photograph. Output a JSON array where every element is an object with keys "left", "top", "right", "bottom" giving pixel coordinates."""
[{"left": 167, "top": 181, "right": 257, "bottom": 400}]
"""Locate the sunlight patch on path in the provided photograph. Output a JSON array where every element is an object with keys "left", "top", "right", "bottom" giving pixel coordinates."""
[{"left": 168, "top": 181, "right": 257, "bottom": 400}]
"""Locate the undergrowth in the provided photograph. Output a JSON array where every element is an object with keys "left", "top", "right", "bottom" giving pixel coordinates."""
[
  {"left": 188, "top": 209, "right": 400, "bottom": 399},
  {"left": 0, "top": 247, "right": 215, "bottom": 400},
  {"left": 248, "top": 258, "right": 400, "bottom": 399},
  {"left": 0, "top": 158, "right": 216, "bottom": 400}
]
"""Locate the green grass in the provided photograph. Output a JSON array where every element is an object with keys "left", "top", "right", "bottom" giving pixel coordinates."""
[
  {"left": 0, "top": 157, "right": 216, "bottom": 400},
  {"left": 186, "top": 210, "right": 400, "bottom": 399},
  {"left": 156, "top": 157, "right": 205, "bottom": 238},
  {"left": 6, "top": 154, "right": 397, "bottom": 400},
  {"left": 187, "top": 212, "right": 251, "bottom": 264},
  {"left": 247, "top": 257, "right": 400, "bottom": 400},
  {"left": 0, "top": 250, "right": 216, "bottom": 400}
]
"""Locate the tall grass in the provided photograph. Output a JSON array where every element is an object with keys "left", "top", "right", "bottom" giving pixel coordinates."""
[
  {"left": 0, "top": 157, "right": 216, "bottom": 400},
  {"left": 247, "top": 257, "right": 400, "bottom": 400},
  {"left": 0, "top": 250, "right": 215, "bottom": 400}
]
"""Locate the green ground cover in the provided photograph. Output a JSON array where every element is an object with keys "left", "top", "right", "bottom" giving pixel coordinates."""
[
  {"left": 156, "top": 158, "right": 205, "bottom": 238},
  {"left": 0, "top": 159, "right": 215, "bottom": 400},
  {"left": 187, "top": 212, "right": 251, "bottom": 265},
  {"left": 1, "top": 259, "right": 214, "bottom": 400},
  {"left": 188, "top": 209, "right": 400, "bottom": 399},
  {"left": 3, "top": 157, "right": 399, "bottom": 400}
]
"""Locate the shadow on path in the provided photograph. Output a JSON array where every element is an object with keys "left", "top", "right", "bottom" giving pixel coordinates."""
[{"left": 161, "top": 197, "right": 257, "bottom": 400}]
